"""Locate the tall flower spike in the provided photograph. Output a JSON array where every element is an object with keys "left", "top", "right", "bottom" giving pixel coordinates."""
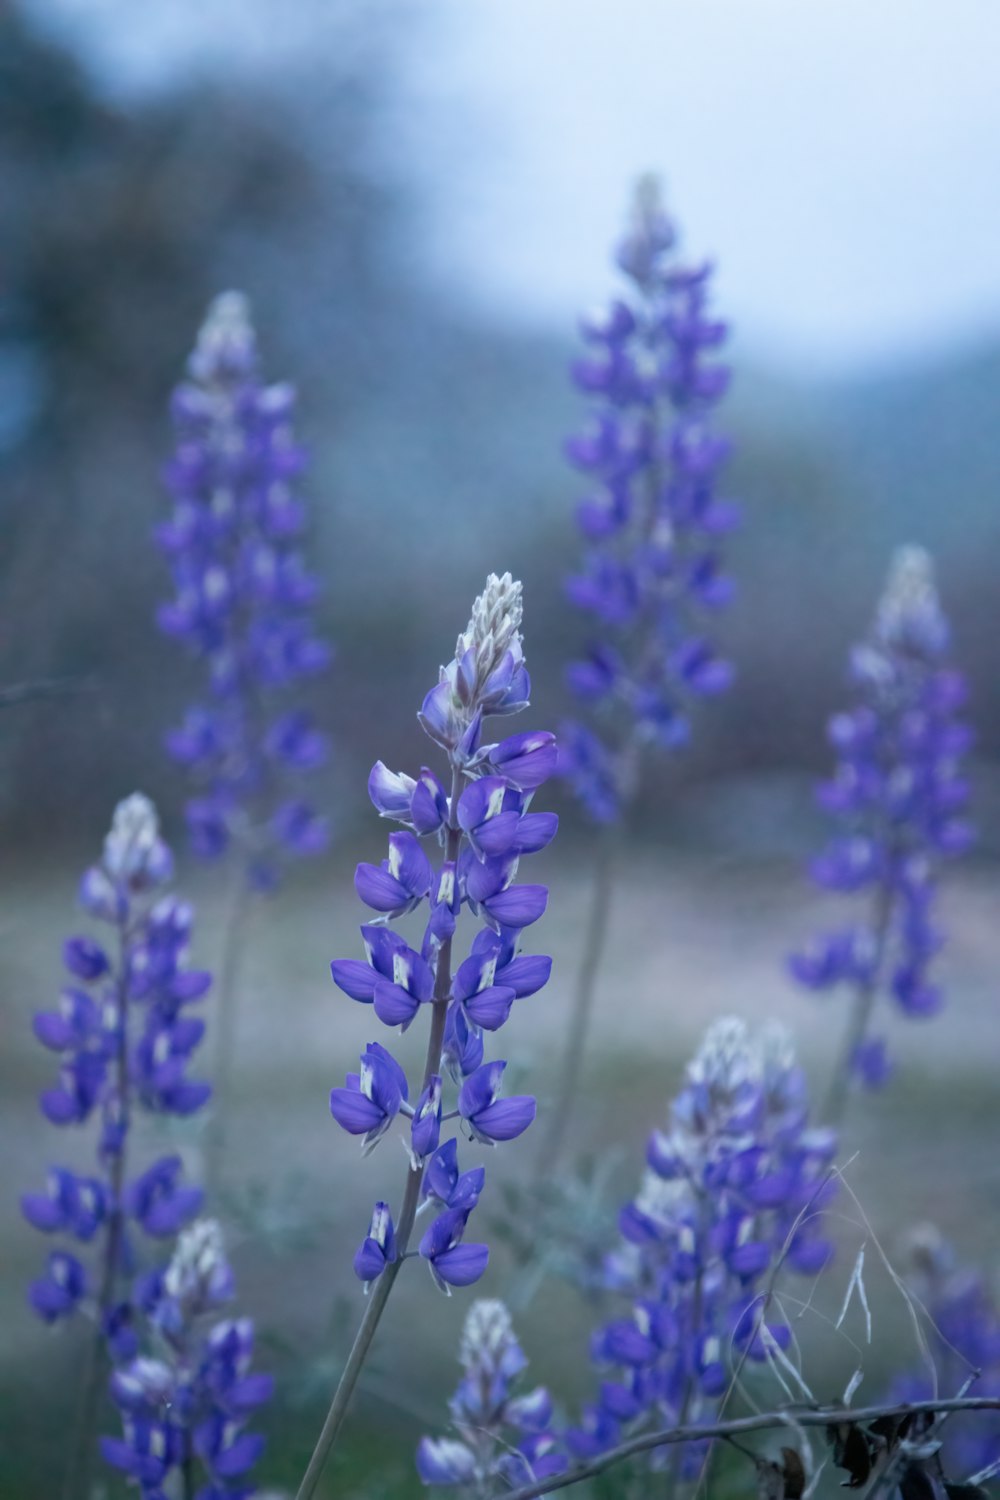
[
  {"left": 22, "top": 795, "right": 212, "bottom": 1495},
  {"left": 295, "top": 576, "right": 556, "bottom": 1500},
  {"left": 565, "top": 1020, "right": 837, "bottom": 1477},
  {"left": 789, "top": 546, "right": 973, "bottom": 1121},
  {"left": 157, "top": 291, "right": 332, "bottom": 890},
  {"left": 102, "top": 1219, "right": 271, "bottom": 1496},
  {"left": 543, "top": 180, "right": 737, "bottom": 1174},
  {"left": 416, "top": 1299, "right": 566, "bottom": 1490},
  {"left": 559, "top": 178, "right": 736, "bottom": 822}
]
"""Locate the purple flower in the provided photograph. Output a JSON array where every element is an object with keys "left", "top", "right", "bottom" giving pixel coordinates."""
[
  {"left": 561, "top": 179, "right": 736, "bottom": 823},
  {"left": 419, "top": 1208, "right": 489, "bottom": 1294},
  {"left": 572, "top": 1021, "right": 836, "bottom": 1474},
  {"left": 327, "top": 573, "right": 554, "bottom": 1316},
  {"left": 353, "top": 1202, "right": 397, "bottom": 1286},
  {"left": 330, "top": 1042, "right": 409, "bottom": 1151},
  {"left": 417, "top": 1300, "right": 565, "bottom": 1487},
  {"left": 458, "top": 1061, "right": 536, "bottom": 1145},
  {"left": 789, "top": 548, "right": 973, "bottom": 1099},
  {"left": 157, "top": 293, "right": 331, "bottom": 886}
]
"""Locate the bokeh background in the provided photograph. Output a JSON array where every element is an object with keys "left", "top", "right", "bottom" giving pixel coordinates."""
[{"left": 3, "top": 1, "right": 1000, "bottom": 1494}]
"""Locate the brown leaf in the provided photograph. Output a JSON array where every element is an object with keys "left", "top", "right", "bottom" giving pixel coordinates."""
[{"left": 780, "top": 1447, "right": 806, "bottom": 1500}]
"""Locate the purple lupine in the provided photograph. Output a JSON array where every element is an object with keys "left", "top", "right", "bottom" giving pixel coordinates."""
[
  {"left": 23, "top": 795, "right": 213, "bottom": 1494},
  {"left": 157, "top": 292, "right": 331, "bottom": 889},
  {"left": 559, "top": 177, "right": 736, "bottom": 822},
  {"left": 298, "top": 575, "right": 556, "bottom": 1498},
  {"left": 102, "top": 1219, "right": 271, "bottom": 1497},
  {"left": 789, "top": 547, "right": 973, "bottom": 1118},
  {"left": 565, "top": 1020, "right": 837, "bottom": 1476},
  {"left": 416, "top": 1299, "right": 566, "bottom": 1490},
  {"left": 893, "top": 1227, "right": 1000, "bottom": 1483}
]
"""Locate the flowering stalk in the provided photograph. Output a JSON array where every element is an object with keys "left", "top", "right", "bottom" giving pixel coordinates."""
[
  {"left": 21, "top": 795, "right": 211, "bottom": 1499},
  {"left": 416, "top": 1299, "right": 566, "bottom": 1492},
  {"left": 788, "top": 547, "right": 972, "bottom": 1123},
  {"left": 295, "top": 574, "right": 557, "bottom": 1500},
  {"left": 100, "top": 1218, "right": 272, "bottom": 1496},
  {"left": 156, "top": 292, "right": 332, "bottom": 1172},
  {"left": 563, "top": 1020, "right": 836, "bottom": 1483},
  {"left": 550, "top": 178, "right": 736, "bottom": 1164}
]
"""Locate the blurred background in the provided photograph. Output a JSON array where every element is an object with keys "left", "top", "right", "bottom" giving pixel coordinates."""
[{"left": 3, "top": 0, "right": 1000, "bottom": 1494}]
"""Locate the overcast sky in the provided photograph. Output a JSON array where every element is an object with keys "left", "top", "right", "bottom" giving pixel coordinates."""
[{"left": 30, "top": 0, "right": 1000, "bottom": 373}]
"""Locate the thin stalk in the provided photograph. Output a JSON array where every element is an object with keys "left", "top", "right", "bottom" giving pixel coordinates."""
[
  {"left": 204, "top": 862, "right": 253, "bottom": 1192},
  {"left": 294, "top": 779, "right": 464, "bottom": 1500},
  {"left": 538, "top": 820, "right": 619, "bottom": 1172},
  {"left": 63, "top": 913, "right": 132, "bottom": 1500},
  {"left": 822, "top": 877, "right": 895, "bottom": 1128},
  {"left": 500, "top": 1397, "right": 1000, "bottom": 1500}
]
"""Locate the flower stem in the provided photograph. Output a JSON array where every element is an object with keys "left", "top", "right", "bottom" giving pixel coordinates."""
[
  {"left": 537, "top": 821, "right": 619, "bottom": 1172},
  {"left": 822, "top": 876, "right": 895, "bottom": 1128},
  {"left": 204, "top": 863, "right": 252, "bottom": 1192},
  {"left": 294, "top": 783, "right": 463, "bottom": 1500},
  {"left": 63, "top": 911, "right": 132, "bottom": 1500}
]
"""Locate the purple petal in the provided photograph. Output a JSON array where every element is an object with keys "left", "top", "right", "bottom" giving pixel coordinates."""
[
  {"left": 471, "top": 1095, "right": 536, "bottom": 1142},
  {"left": 330, "top": 1088, "right": 384, "bottom": 1135},
  {"left": 373, "top": 980, "right": 422, "bottom": 1030},
  {"left": 463, "top": 986, "right": 515, "bottom": 1031},
  {"left": 354, "top": 862, "right": 408, "bottom": 913},
  {"left": 458, "top": 1060, "right": 505, "bottom": 1118},
  {"left": 498, "top": 954, "right": 552, "bottom": 998},
  {"left": 483, "top": 885, "right": 548, "bottom": 929},
  {"left": 330, "top": 959, "right": 378, "bottom": 1003},
  {"left": 433, "top": 1242, "right": 490, "bottom": 1287}
]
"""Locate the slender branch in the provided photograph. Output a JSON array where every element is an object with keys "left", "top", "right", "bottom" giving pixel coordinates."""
[
  {"left": 63, "top": 910, "right": 132, "bottom": 1500},
  {"left": 823, "top": 876, "right": 896, "bottom": 1127},
  {"left": 204, "top": 863, "right": 253, "bottom": 1192},
  {"left": 0, "top": 675, "right": 96, "bottom": 709},
  {"left": 538, "top": 822, "right": 619, "bottom": 1171},
  {"left": 501, "top": 1398, "right": 1000, "bottom": 1500},
  {"left": 294, "top": 776, "right": 464, "bottom": 1500}
]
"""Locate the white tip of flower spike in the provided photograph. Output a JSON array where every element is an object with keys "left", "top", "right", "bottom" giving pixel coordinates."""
[
  {"left": 189, "top": 290, "right": 257, "bottom": 385},
  {"left": 459, "top": 1298, "right": 516, "bottom": 1375},
  {"left": 164, "top": 1218, "right": 229, "bottom": 1306},
  {"left": 103, "top": 793, "right": 161, "bottom": 881},
  {"left": 457, "top": 572, "right": 523, "bottom": 674},
  {"left": 873, "top": 545, "right": 947, "bottom": 660}
]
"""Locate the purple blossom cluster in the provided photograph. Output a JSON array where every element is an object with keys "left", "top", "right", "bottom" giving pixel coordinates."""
[
  {"left": 559, "top": 178, "right": 736, "bottom": 822},
  {"left": 157, "top": 292, "right": 331, "bottom": 889},
  {"left": 102, "top": 1219, "right": 272, "bottom": 1497},
  {"left": 23, "top": 794, "right": 210, "bottom": 1344},
  {"left": 416, "top": 1299, "right": 566, "bottom": 1490},
  {"left": 329, "top": 573, "right": 557, "bottom": 1294},
  {"left": 566, "top": 1020, "right": 836, "bottom": 1472},
  {"left": 892, "top": 1228, "right": 1000, "bottom": 1483},
  {"left": 790, "top": 547, "right": 973, "bottom": 1094}
]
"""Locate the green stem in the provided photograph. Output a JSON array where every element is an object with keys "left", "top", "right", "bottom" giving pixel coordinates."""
[
  {"left": 294, "top": 781, "right": 463, "bottom": 1500},
  {"left": 537, "top": 822, "right": 619, "bottom": 1173},
  {"left": 204, "top": 863, "right": 252, "bottom": 1192},
  {"left": 822, "top": 876, "right": 895, "bottom": 1128}
]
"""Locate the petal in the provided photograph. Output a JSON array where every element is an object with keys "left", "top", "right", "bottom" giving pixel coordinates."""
[
  {"left": 354, "top": 863, "right": 407, "bottom": 913},
  {"left": 433, "top": 1242, "right": 490, "bottom": 1288},
  {"left": 513, "top": 812, "right": 559, "bottom": 854},
  {"left": 463, "top": 986, "right": 515, "bottom": 1031},
  {"left": 471, "top": 1095, "right": 536, "bottom": 1142},
  {"left": 497, "top": 954, "right": 552, "bottom": 998},
  {"left": 330, "top": 1089, "right": 385, "bottom": 1135},
  {"left": 483, "top": 885, "right": 548, "bottom": 929},
  {"left": 373, "top": 981, "right": 422, "bottom": 1030},
  {"left": 330, "top": 959, "right": 378, "bottom": 1003},
  {"left": 368, "top": 761, "right": 415, "bottom": 818},
  {"left": 458, "top": 1060, "right": 506, "bottom": 1118}
]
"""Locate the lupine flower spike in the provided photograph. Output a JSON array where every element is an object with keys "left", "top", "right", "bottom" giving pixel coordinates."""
[
  {"left": 22, "top": 794, "right": 212, "bottom": 1497},
  {"left": 547, "top": 177, "right": 736, "bottom": 1166},
  {"left": 295, "top": 573, "right": 557, "bottom": 1500},
  {"left": 564, "top": 1020, "right": 837, "bottom": 1478},
  {"left": 417, "top": 1299, "right": 566, "bottom": 1490},
  {"left": 156, "top": 292, "right": 332, "bottom": 1172},
  {"left": 789, "top": 547, "right": 972, "bottom": 1122},
  {"left": 101, "top": 1218, "right": 272, "bottom": 1497}
]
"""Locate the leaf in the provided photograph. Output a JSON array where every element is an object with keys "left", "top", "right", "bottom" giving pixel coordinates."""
[
  {"left": 781, "top": 1447, "right": 807, "bottom": 1500},
  {"left": 826, "top": 1421, "right": 872, "bottom": 1488}
]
